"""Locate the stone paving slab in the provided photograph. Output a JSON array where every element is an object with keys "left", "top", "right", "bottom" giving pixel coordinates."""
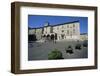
[{"left": 28, "top": 40, "right": 88, "bottom": 61}]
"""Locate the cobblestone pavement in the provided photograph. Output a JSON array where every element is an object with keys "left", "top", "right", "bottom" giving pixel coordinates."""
[{"left": 28, "top": 40, "right": 88, "bottom": 60}]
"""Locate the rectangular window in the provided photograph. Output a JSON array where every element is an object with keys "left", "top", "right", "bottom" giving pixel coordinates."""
[
  {"left": 73, "top": 24, "right": 75, "bottom": 27},
  {"left": 67, "top": 25, "right": 69, "bottom": 28},
  {"left": 62, "top": 26, "right": 64, "bottom": 28},
  {"left": 73, "top": 29, "right": 75, "bottom": 34},
  {"left": 67, "top": 30, "right": 69, "bottom": 35},
  {"left": 57, "top": 27, "right": 59, "bottom": 30},
  {"left": 62, "top": 30, "right": 64, "bottom": 32}
]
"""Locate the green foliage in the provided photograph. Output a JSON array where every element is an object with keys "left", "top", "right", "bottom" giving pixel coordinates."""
[
  {"left": 75, "top": 43, "right": 81, "bottom": 50},
  {"left": 48, "top": 49, "right": 63, "bottom": 60},
  {"left": 83, "top": 40, "right": 88, "bottom": 47},
  {"left": 28, "top": 34, "right": 37, "bottom": 41},
  {"left": 65, "top": 45, "right": 73, "bottom": 54}
]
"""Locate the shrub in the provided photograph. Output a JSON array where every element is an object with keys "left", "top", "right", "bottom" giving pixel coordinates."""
[
  {"left": 48, "top": 49, "right": 63, "bottom": 60},
  {"left": 75, "top": 43, "right": 81, "bottom": 50},
  {"left": 65, "top": 45, "right": 73, "bottom": 54},
  {"left": 83, "top": 40, "right": 88, "bottom": 47}
]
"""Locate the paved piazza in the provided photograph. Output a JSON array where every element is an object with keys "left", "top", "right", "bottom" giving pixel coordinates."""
[{"left": 28, "top": 40, "right": 88, "bottom": 60}]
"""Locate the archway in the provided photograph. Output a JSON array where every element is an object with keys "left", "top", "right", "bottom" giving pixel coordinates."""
[
  {"left": 51, "top": 34, "right": 55, "bottom": 40},
  {"left": 47, "top": 34, "right": 50, "bottom": 40},
  {"left": 61, "top": 34, "right": 65, "bottom": 39},
  {"left": 55, "top": 33, "right": 57, "bottom": 40}
]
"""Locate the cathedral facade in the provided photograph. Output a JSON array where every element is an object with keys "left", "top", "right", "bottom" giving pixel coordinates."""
[{"left": 29, "top": 21, "right": 80, "bottom": 41}]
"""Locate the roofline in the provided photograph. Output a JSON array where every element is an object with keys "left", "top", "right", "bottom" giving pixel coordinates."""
[
  {"left": 80, "top": 33, "right": 88, "bottom": 35},
  {"left": 29, "top": 27, "right": 43, "bottom": 29},
  {"left": 29, "top": 20, "right": 79, "bottom": 29},
  {"left": 51, "top": 20, "right": 79, "bottom": 27}
]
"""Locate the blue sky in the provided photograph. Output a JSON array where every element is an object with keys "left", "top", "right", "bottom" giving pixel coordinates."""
[{"left": 28, "top": 15, "right": 88, "bottom": 33}]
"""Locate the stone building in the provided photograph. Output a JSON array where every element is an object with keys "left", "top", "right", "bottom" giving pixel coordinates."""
[
  {"left": 29, "top": 21, "right": 80, "bottom": 41},
  {"left": 80, "top": 33, "right": 88, "bottom": 41}
]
